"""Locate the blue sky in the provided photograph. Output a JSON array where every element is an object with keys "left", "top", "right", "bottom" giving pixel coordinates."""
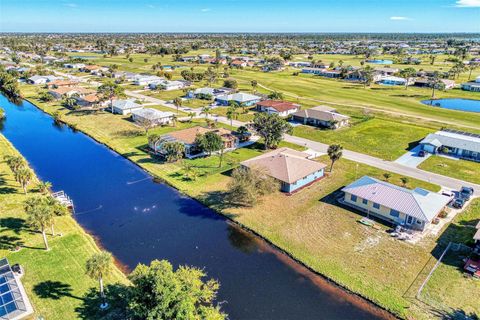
[{"left": 0, "top": 0, "right": 479, "bottom": 33}]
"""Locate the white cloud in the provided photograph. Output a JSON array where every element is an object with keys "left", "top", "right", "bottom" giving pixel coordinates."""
[
  {"left": 64, "top": 3, "right": 78, "bottom": 7},
  {"left": 390, "top": 16, "right": 410, "bottom": 20},
  {"left": 454, "top": 0, "right": 480, "bottom": 7},
  {"left": 201, "top": 8, "right": 211, "bottom": 12}
]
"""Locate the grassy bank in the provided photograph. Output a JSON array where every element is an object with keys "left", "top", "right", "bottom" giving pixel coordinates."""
[
  {"left": 0, "top": 134, "right": 127, "bottom": 319},
  {"left": 418, "top": 156, "right": 480, "bottom": 185}
]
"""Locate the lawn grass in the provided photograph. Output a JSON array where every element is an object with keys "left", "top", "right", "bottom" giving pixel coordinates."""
[
  {"left": 293, "top": 117, "right": 435, "bottom": 160},
  {"left": 19, "top": 81, "right": 479, "bottom": 320},
  {"left": 213, "top": 106, "right": 255, "bottom": 123},
  {"left": 418, "top": 156, "right": 480, "bottom": 185},
  {"left": 0, "top": 135, "right": 127, "bottom": 320},
  {"left": 419, "top": 199, "right": 480, "bottom": 317}
]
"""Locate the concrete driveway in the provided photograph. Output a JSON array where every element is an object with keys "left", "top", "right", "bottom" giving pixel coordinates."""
[{"left": 394, "top": 145, "right": 431, "bottom": 168}]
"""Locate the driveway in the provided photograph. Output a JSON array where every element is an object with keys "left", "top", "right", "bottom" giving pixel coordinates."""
[{"left": 394, "top": 145, "right": 431, "bottom": 168}]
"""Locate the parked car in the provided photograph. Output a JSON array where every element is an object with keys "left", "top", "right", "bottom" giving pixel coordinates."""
[
  {"left": 418, "top": 150, "right": 426, "bottom": 157},
  {"left": 452, "top": 198, "right": 466, "bottom": 209},
  {"left": 460, "top": 186, "right": 474, "bottom": 200}
]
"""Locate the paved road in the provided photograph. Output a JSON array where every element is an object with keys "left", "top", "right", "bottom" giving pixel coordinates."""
[{"left": 125, "top": 90, "right": 480, "bottom": 195}]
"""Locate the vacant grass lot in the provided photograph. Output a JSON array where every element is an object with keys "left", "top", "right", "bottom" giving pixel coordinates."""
[
  {"left": 418, "top": 156, "right": 480, "bottom": 185},
  {"left": 293, "top": 117, "right": 435, "bottom": 160},
  {"left": 0, "top": 135, "right": 127, "bottom": 320},
  {"left": 419, "top": 199, "right": 480, "bottom": 317}
]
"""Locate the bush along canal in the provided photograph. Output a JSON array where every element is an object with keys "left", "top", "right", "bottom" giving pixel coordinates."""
[{"left": 0, "top": 94, "right": 394, "bottom": 320}]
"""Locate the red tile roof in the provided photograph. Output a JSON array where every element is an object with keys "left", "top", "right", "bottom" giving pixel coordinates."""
[{"left": 257, "top": 100, "right": 300, "bottom": 112}]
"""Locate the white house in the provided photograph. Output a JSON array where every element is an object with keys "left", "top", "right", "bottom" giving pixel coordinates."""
[
  {"left": 133, "top": 75, "right": 163, "bottom": 86},
  {"left": 111, "top": 99, "right": 143, "bottom": 115},
  {"left": 27, "top": 75, "right": 60, "bottom": 85},
  {"left": 461, "top": 76, "right": 480, "bottom": 92},
  {"left": 255, "top": 100, "right": 300, "bottom": 117},
  {"left": 131, "top": 108, "right": 174, "bottom": 126},
  {"left": 149, "top": 80, "right": 187, "bottom": 91}
]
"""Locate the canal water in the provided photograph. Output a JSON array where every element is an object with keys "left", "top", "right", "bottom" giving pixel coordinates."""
[{"left": 0, "top": 94, "right": 392, "bottom": 320}]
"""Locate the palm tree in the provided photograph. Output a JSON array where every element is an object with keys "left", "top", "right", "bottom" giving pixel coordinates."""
[
  {"left": 201, "top": 106, "right": 212, "bottom": 119},
  {"left": 187, "top": 112, "right": 195, "bottom": 122},
  {"left": 15, "top": 167, "right": 32, "bottom": 194},
  {"left": 226, "top": 105, "right": 238, "bottom": 126},
  {"left": 251, "top": 80, "right": 258, "bottom": 93},
  {"left": 383, "top": 173, "right": 392, "bottom": 181},
  {"left": 86, "top": 251, "right": 113, "bottom": 309},
  {"left": 46, "top": 197, "right": 69, "bottom": 236},
  {"left": 63, "top": 97, "right": 77, "bottom": 109},
  {"left": 173, "top": 97, "right": 182, "bottom": 115},
  {"left": 399, "top": 67, "right": 416, "bottom": 90},
  {"left": 97, "top": 81, "right": 124, "bottom": 113},
  {"left": 327, "top": 144, "right": 343, "bottom": 172},
  {"left": 428, "top": 71, "right": 442, "bottom": 99},
  {"left": 4, "top": 155, "right": 26, "bottom": 174},
  {"left": 171, "top": 114, "right": 178, "bottom": 127},
  {"left": 467, "top": 62, "right": 479, "bottom": 80},
  {"left": 400, "top": 177, "right": 409, "bottom": 187},
  {"left": 37, "top": 181, "right": 52, "bottom": 194},
  {"left": 25, "top": 197, "right": 54, "bottom": 250}
]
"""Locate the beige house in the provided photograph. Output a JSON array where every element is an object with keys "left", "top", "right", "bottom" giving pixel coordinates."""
[{"left": 291, "top": 106, "right": 350, "bottom": 129}]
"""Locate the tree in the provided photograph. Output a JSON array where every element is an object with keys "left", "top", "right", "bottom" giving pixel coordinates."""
[
  {"left": 226, "top": 105, "right": 239, "bottom": 126},
  {"left": 39, "top": 91, "right": 54, "bottom": 102},
  {"left": 173, "top": 97, "right": 182, "bottom": 115},
  {"left": 223, "top": 78, "right": 238, "bottom": 89},
  {"left": 62, "top": 97, "right": 77, "bottom": 109},
  {"left": 163, "top": 141, "right": 185, "bottom": 162},
  {"left": 360, "top": 66, "right": 375, "bottom": 88},
  {"left": 86, "top": 251, "right": 113, "bottom": 309},
  {"left": 428, "top": 71, "right": 442, "bottom": 99},
  {"left": 187, "top": 112, "right": 195, "bottom": 122},
  {"left": 466, "top": 62, "right": 479, "bottom": 80},
  {"left": 251, "top": 80, "right": 258, "bottom": 92},
  {"left": 268, "top": 91, "right": 284, "bottom": 100},
  {"left": 400, "top": 177, "right": 409, "bottom": 187},
  {"left": 182, "top": 161, "right": 199, "bottom": 181},
  {"left": 36, "top": 181, "right": 52, "bottom": 194},
  {"left": 327, "top": 144, "right": 343, "bottom": 172},
  {"left": 15, "top": 167, "right": 33, "bottom": 194},
  {"left": 383, "top": 173, "right": 392, "bottom": 181},
  {"left": 4, "top": 155, "right": 26, "bottom": 174},
  {"left": 399, "top": 67, "right": 416, "bottom": 90},
  {"left": 252, "top": 113, "right": 292, "bottom": 149},
  {"left": 137, "top": 117, "right": 154, "bottom": 136},
  {"left": 97, "top": 80, "right": 124, "bottom": 113},
  {"left": 24, "top": 196, "right": 54, "bottom": 250},
  {"left": 227, "top": 166, "right": 278, "bottom": 206},
  {"left": 195, "top": 131, "right": 223, "bottom": 166},
  {"left": 0, "top": 107, "right": 5, "bottom": 120},
  {"left": 201, "top": 106, "right": 212, "bottom": 119},
  {"left": 128, "top": 259, "right": 226, "bottom": 320}
]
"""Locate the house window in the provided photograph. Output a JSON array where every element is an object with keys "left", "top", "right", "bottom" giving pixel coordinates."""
[
  {"left": 350, "top": 194, "right": 357, "bottom": 202},
  {"left": 390, "top": 209, "right": 399, "bottom": 217},
  {"left": 373, "top": 202, "right": 380, "bottom": 209},
  {"left": 362, "top": 199, "right": 368, "bottom": 205}
]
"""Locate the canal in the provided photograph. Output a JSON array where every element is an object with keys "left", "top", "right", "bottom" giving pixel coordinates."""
[{"left": 0, "top": 94, "right": 392, "bottom": 320}]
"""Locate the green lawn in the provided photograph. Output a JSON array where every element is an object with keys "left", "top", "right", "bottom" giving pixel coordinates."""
[
  {"left": 213, "top": 107, "right": 255, "bottom": 123},
  {"left": 418, "top": 156, "right": 480, "bottom": 185},
  {"left": 293, "top": 117, "right": 435, "bottom": 160},
  {"left": 0, "top": 135, "right": 127, "bottom": 320},
  {"left": 419, "top": 199, "right": 480, "bottom": 317}
]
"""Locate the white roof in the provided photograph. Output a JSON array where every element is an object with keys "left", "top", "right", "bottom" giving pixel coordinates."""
[
  {"left": 132, "top": 108, "right": 173, "bottom": 120},
  {"left": 380, "top": 76, "right": 406, "bottom": 82},
  {"left": 216, "top": 92, "right": 261, "bottom": 103},
  {"left": 342, "top": 176, "right": 450, "bottom": 222},
  {"left": 112, "top": 99, "right": 142, "bottom": 110},
  {"left": 476, "top": 75, "right": 480, "bottom": 83},
  {"left": 421, "top": 130, "right": 480, "bottom": 153}
]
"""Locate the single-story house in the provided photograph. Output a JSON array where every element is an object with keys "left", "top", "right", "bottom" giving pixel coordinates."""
[
  {"left": 240, "top": 147, "right": 327, "bottom": 193},
  {"left": 133, "top": 75, "right": 163, "bottom": 86},
  {"left": 131, "top": 108, "right": 174, "bottom": 127},
  {"left": 75, "top": 94, "right": 107, "bottom": 108},
  {"left": 64, "top": 63, "right": 86, "bottom": 69},
  {"left": 316, "top": 69, "right": 342, "bottom": 78},
  {"left": 461, "top": 76, "right": 480, "bottom": 92},
  {"left": 291, "top": 105, "right": 350, "bottom": 129},
  {"left": 255, "top": 100, "right": 300, "bottom": 117},
  {"left": 216, "top": 92, "right": 262, "bottom": 106},
  {"left": 231, "top": 60, "right": 247, "bottom": 68},
  {"left": 150, "top": 126, "right": 239, "bottom": 158},
  {"left": 301, "top": 67, "right": 327, "bottom": 75},
  {"left": 111, "top": 99, "right": 143, "bottom": 115},
  {"left": 420, "top": 129, "right": 480, "bottom": 162},
  {"left": 288, "top": 61, "right": 312, "bottom": 68},
  {"left": 148, "top": 80, "right": 188, "bottom": 91},
  {"left": 80, "top": 65, "right": 107, "bottom": 74},
  {"left": 46, "top": 79, "right": 79, "bottom": 89},
  {"left": 27, "top": 75, "right": 60, "bottom": 85},
  {"left": 342, "top": 176, "right": 450, "bottom": 231},
  {"left": 414, "top": 78, "right": 456, "bottom": 90},
  {"left": 374, "top": 67, "right": 399, "bottom": 76},
  {"left": 179, "top": 56, "right": 197, "bottom": 62},
  {"left": 48, "top": 86, "right": 95, "bottom": 99},
  {"left": 186, "top": 87, "right": 233, "bottom": 99},
  {"left": 377, "top": 76, "right": 412, "bottom": 86}
]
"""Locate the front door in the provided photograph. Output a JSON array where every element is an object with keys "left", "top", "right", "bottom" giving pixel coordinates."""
[{"left": 406, "top": 215, "right": 413, "bottom": 225}]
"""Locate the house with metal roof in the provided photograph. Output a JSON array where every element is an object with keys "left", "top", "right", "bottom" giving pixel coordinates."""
[
  {"left": 255, "top": 100, "right": 300, "bottom": 117},
  {"left": 342, "top": 176, "right": 450, "bottom": 231},
  {"left": 419, "top": 129, "right": 480, "bottom": 162},
  {"left": 291, "top": 106, "right": 350, "bottom": 129},
  {"left": 240, "top": 147, "right": 327, "bottom": 193},
  {"left": 215, "top": 92, "right": 262, "bottom": 106},
  {"left": 111, "top": 99, "right": 143, "bottom": 115},
  {"left": 461, "top": 76, "right": 480, "bottom": 92},
  {"left": 131, "top": 108, "right": 174, "bottom": 127}
]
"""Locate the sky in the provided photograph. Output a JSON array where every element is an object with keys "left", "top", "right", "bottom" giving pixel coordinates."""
[{"left": 0, "top": 0, "right": 479, "bottom": 33}]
